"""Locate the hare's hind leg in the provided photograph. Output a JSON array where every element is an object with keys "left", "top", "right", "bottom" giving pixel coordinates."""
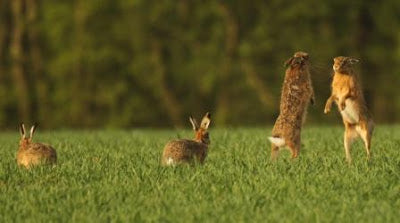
[
  {"left": 344, "top": 123, "right": 358, "bottom": 164},
  {"left": 286, "top": 140, "right": 300, "bottom": 159},
  {"left": 271, "top": 144, "right": 280, "bottom": 160},
  {"left": 288, "top": 132, "right": 301, "bottom": 159},
  {"left": 357, "top": 121, "right": 374, "bottom": 160}
]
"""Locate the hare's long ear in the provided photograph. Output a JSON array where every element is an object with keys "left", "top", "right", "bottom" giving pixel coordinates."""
[
  {"left": 284, "top": 57, "right": 294, "bottom": 67},
  {"left": 200, "top": 112, "right": 211, "bottom": 130},
  {"left": 189, "top": 116, "right": 199, "bottom": 131},
  {"left": 348, "top": 58, "right": 360, "bottom": 64},
  {"left": 19, "top": 123, "right": 25, "bottom": 138},
  {"left": 30, "top": 123, "right": 38, "bottom": 139}
]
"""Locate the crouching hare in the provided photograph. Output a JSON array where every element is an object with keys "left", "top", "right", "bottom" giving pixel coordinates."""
[
  {"left": 324, "top": 56, "right": 374, "bottom": 163},
  {"left": 269, "top": 51, "right": 315, "bottom": 160},
  {"left": 161, "top": 112, "right": 211, "bottom": 166},
  {"left": 17, "top": 123, "right": 57, "bottom": 168}
]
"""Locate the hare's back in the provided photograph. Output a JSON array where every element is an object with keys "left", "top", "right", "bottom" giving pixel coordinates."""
[
  {"left": 164, "top": 139, "right": 200, "bottom": 154},
  {"left": 27, "top": 143, "right": 57, "bottom": 161},
  {"left": 162, "top": 139, "right": 203, "bottom": 163}
]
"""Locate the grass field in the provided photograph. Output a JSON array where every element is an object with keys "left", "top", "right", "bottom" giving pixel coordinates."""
[{"left": 0, "top": 126, "right": 399, "bottom": 222}]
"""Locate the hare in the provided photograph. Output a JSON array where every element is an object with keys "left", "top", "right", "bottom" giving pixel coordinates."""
[
  {"left": 269, "top": 51, "right": 315, "bottom": 160},
  {"left": 161, "top": 112, "right": 211, "bottom": 166},
  {"left": 324, "top": 56, "right": 374, "bottom": 163},
  {"left": 17, "top": 123, "right": 57, "bottom": 168}
]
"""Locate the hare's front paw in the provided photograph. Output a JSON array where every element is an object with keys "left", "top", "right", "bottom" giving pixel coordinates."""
[
  {"left": 324, "top": 107, "right": 330, "bottom": 114},
  {"left": 340, "top": 102, "right": 346, "bottom": 111}
]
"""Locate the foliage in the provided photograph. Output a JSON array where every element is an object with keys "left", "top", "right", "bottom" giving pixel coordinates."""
[{"left": 0, "top": 1, "right": 400, "bottom": 128}]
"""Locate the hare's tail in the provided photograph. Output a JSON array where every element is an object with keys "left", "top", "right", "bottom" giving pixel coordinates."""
[
  {"left": 268, "top": 136, "right": 285, "bottom": 147},
  {"left": 162, "top": 157, "right": 176, "bottom": 166}
]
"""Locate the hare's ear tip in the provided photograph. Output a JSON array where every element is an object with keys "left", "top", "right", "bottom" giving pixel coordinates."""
[
  {"left": 189, "top": 116, "right": 195, "bottom": 122},
  {"left": 348, "top": 57, "right": 360, "bottom": 63},
  {"left": 189, "top": 116, "right": 199, "bottom": 130},
  {"left": 205, "top": 112, "right": 211, "bottom": 118}
]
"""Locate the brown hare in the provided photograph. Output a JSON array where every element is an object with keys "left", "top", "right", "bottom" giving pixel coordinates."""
[
  {"left": 161, "top": 112, "right": 211, "bottom": 166},
  {"left": 17, "top": 123, "right": 57, "bottom": 168},
  {"left": 324, "top": 56, "right": 374, "bottom": 163},
  {"left": 269, "top": 51, "right": 315, "bottom": 160}
]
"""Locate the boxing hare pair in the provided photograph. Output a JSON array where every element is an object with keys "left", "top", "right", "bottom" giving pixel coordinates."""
[{"left": 269, "top": 52, "right": 373, "bottom": 163}]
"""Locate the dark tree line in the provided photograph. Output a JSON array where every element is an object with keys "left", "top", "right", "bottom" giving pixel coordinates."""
[{"left": 0, "top": 0, "right": 399, "bottom": 128}]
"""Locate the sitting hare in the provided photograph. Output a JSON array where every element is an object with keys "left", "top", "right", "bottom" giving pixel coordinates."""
[
  {"left": 17, "top": 123, "right": 57, "bottom": 168},
  {"left": 161, "top": 112, "right": 211, "bottom": 166}
]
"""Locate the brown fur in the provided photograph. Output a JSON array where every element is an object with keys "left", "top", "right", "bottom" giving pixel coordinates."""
[
  {"left": 269, "top": 51, "right": 315, "bottom": 159},
  {"left": 17, "top": 123, "right": 57, "bottom": 168},
  {"left": 324, "top": 56, "right": 374, "bottom": 163},
  {"left": 161, "top": 112, "right": 211, "bottom": 166}
]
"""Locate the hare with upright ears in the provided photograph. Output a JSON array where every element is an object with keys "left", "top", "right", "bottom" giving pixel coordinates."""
[
  {"left": 269, "top": 51, "right": 315, "bottom": 160},
  {"left": 17, "top": 123, "right": 57, "bottom": 168},
  {"left": 161, "top": 112, "right": 211, "bottom": 166},
  {"left": 324, "top": 56, "right": 374, "bottom": 163}
]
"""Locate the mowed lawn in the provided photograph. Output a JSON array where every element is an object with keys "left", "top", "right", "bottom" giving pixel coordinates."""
[{"left": 0, "top": 126, "right": 399, "bottom": 222}]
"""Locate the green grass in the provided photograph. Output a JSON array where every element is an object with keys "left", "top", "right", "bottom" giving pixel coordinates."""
[{"left": 0, "top": 126, "right": 399, "bottom": 222}]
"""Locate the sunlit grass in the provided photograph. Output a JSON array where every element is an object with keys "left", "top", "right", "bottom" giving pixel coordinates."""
[{"left": 0, "top": 126, "right": 399, "bottom": 222}]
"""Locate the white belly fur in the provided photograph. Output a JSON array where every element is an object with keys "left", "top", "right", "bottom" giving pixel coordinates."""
[{"left": 340, "top": 100, "right": 359, "bottom": 124}]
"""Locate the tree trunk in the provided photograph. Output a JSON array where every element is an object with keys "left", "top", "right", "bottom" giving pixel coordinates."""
[
  {"left": 150, "top": 40, "right": 183, "bottom": 127},
  {"left": 216, "top": 3, "right": 238, "bottom": 126},
  {"left": 71, "top": 0, "right": 88, "bottom": 126},
  {"left": 355, "top": 4, "right": 392, "bottom": 122},
  {"left": 10, "top": 0, "right": 31, "bottom": 121},
  {"left": 26, "top": 0, "right": 45, "bottom": 124},
  {"left": 240, "top": 59, "right": 275, "bottom": 108},
  {"left": 0, "top": 0, "right": 7, "bottom": 74}
]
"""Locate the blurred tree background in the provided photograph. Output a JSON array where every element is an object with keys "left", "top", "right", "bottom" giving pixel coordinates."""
[{"left": 0, "top": 0, "right": 399, "bottom": 129}]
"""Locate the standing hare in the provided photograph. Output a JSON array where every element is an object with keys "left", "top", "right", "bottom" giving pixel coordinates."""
[
  {"left": 324, "top": 56, "right": 374, "bottom": 163},
  {"left": 17, "top": 123, "right": 57, "bottom": 168},
  {"left": 269, "top": 51, "right": 315, "bottom": 159},
  {"left": 161, "top": 112, "right": 211, "bottom": 166}
]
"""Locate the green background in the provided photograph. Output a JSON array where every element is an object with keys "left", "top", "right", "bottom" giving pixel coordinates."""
[{"left": 0, "top": 0, "right": 399, "bottom": 128}]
